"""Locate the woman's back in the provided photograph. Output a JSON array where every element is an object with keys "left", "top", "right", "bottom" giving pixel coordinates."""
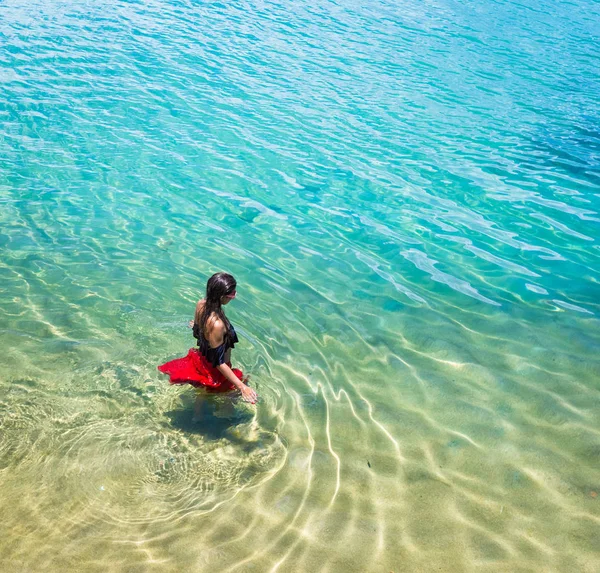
[{"left": 193, "top": 299, "right": 238, "bottom": 367}]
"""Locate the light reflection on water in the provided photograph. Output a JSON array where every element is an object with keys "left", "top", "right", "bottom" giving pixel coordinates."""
[{"left": 0, "top": 0, "right": 599, "bottom": 571}]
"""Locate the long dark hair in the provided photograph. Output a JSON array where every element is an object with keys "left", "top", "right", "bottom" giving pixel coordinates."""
[{"left": 195, "top": 272, "right": 236, "bottom": 342}]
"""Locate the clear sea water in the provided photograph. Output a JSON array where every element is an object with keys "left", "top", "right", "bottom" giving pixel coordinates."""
[{"left": 1, "top": 0, "right": 599, "bottom": 571}]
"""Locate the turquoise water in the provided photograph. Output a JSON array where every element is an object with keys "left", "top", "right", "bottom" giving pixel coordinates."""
[{"left": 1, "top": 0, "right": 599, "bottom": 571}]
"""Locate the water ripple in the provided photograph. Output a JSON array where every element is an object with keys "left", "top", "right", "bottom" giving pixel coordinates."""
[{"left": 1, "top": 0, "right": 600, "bottom": 571}]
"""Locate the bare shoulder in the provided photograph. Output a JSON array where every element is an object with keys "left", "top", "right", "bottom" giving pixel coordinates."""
[
  {"left": 206, "top": 316, "right": 226, "bottom": 335},
  {"left": 206, "top": 317, "right": 226, "bottom": 347}
]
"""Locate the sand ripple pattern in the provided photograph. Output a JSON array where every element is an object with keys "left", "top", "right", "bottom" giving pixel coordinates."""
[{"left": 1, "top": 0, "right": 599, "bottom": 571}]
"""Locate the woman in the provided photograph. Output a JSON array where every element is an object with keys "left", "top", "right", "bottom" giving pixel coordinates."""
[{"left": 158, "top": 272, "right": 258, "bottom": 413}]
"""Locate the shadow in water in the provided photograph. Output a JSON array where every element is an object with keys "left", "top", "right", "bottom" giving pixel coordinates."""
[{"left": 164, "top": 394, "right": 255, "bottom": 443}]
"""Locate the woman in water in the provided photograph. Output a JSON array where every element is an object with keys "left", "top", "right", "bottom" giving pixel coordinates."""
[{"left": 158, "top": 272, "right": 258, "bottom": 415}]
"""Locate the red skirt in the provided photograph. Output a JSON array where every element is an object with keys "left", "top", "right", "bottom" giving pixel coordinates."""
[{"left": 158, "top": 348, "right": 243, "bottom": 393}]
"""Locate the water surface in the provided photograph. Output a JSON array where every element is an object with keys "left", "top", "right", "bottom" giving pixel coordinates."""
[{"left": 1, "top": 0, "right": 599, "bottom": 571}]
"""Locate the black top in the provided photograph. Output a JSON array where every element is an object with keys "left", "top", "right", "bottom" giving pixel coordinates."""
[{"left": 193, "top": 322, "right": 238, "bottom": 367}]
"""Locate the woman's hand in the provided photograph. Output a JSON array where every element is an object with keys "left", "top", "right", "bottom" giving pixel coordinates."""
[
  {"left": 188, "top": 320, "right": 194, "bottom": 328},
  {"left": 239, "top": 384, "right": 258, "bottom": 404}
]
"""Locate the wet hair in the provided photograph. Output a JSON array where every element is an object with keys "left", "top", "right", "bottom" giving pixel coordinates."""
[{"left": 196, "top": 272, "right": 236, "bottom": 343}]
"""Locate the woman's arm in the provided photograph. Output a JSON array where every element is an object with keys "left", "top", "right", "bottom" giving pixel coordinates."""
[
  {"left": 209, "top": 320, "right": 258, "bottom": 404},
  {"left": 216, "top": 363, "right": 257, "bottom": 403}
]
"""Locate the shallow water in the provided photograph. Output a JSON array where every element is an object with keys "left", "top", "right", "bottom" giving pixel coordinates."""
[{"left": 1, "top": 0, "right": 599, "bottom": 571}]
